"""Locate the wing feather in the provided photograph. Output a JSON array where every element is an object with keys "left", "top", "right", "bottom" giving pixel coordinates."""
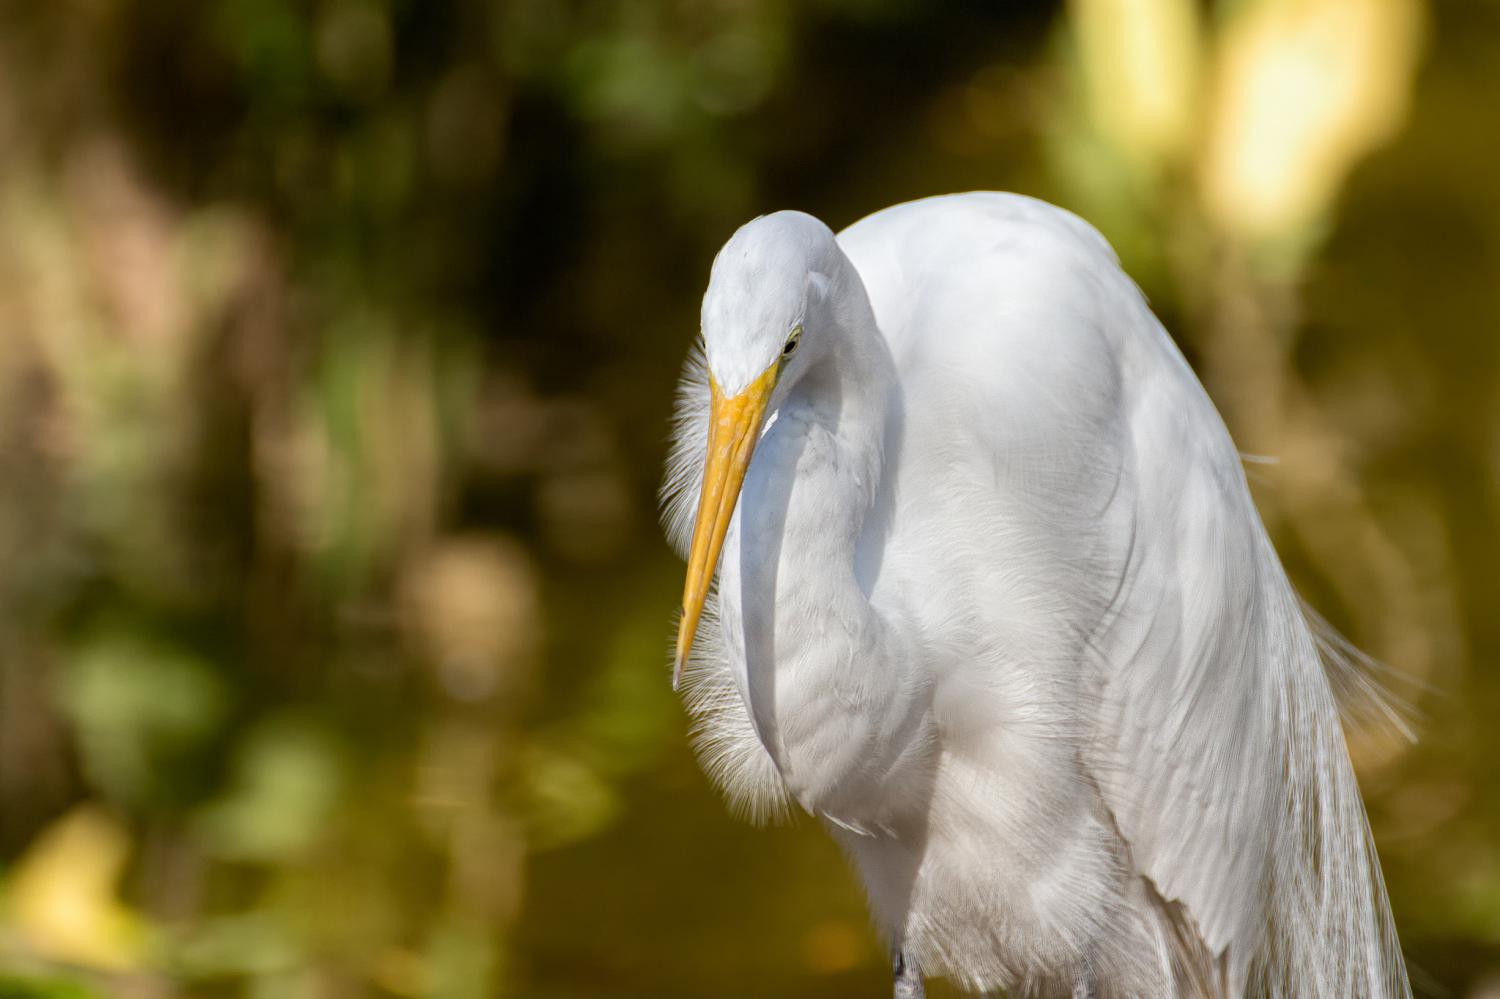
[
  {"left": 1084, "top": 253, "right": 1409, "bottom": 998},
  {"left": 844, "top": 193, "right": 1408, "bottom": 996}
]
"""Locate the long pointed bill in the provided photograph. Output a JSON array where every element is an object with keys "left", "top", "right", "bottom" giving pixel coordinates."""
[{"left": 674, "top": 364, "right": 778, "bottom": 690}]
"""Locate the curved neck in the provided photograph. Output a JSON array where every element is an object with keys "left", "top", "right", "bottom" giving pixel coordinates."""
[
  {"left": 733, "top": 253, "right": 892, "bottom": 640},
  {"left": 720, "top": 254, "right": 915, "bottom": 820}
]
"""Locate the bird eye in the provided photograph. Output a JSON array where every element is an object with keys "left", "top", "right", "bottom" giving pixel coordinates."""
[{"left": 783, "top": 326, "right": 802, "bottom": 357}]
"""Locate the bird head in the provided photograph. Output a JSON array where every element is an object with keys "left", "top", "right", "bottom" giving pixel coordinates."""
[{"left": 674, "top": 211, "right": 840, "bottom": 686}]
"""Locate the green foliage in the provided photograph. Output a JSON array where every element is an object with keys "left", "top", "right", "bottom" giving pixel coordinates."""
[
  {"left": 0, "top": 975, "right": 102, "bottom": 999},
  {"left": 56, "top": 630, "right": 228, "bottom": 809},
  {"left": 193, "top": 714, "right": 345, "bottom": 861}
]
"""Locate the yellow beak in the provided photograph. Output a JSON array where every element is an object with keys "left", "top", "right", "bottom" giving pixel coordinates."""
[{"left": 674, "top": 363, "right": 779, "bottom": 689}]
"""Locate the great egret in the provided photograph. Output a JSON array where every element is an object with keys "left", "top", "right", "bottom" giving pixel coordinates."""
[{"left": 662, "top": 193, "right": 1407, "bottom": 998}]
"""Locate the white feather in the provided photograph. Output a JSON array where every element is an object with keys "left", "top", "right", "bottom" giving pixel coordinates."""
[
  {"left": 661, "top": 335, "right": 711, "bottom": 558},
  {"left": 660, "top": 193, "right": 1409, "bottom": 997}
]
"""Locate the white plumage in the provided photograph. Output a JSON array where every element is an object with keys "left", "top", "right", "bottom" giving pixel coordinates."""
[{"left": 661, "top": 193, "right": 1407, "bottom": 997}]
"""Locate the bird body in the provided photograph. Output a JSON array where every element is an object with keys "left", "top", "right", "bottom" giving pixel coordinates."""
[{"left": 662, "top": 193, "right": 1407, "bottom": 997}]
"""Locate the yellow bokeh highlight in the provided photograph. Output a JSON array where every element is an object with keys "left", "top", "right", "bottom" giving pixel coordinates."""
[
  {"left": 3, "top": 806, "right": 145, "bottom": 970},
  {"left": 1071, "top": 0, "right": 1203, "bottom": 169},
  {"left": 1201, "top": 0, "right": 1425, "bottom": 241}
]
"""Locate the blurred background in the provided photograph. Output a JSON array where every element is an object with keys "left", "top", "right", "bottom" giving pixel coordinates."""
[{"left": 0, "top": 0, "right": 1495, "bottom": 995}]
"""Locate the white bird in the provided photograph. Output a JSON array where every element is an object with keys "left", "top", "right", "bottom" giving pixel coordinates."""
[{"left": 661, "top": 193, "right": 1407, "bottom": 998}]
